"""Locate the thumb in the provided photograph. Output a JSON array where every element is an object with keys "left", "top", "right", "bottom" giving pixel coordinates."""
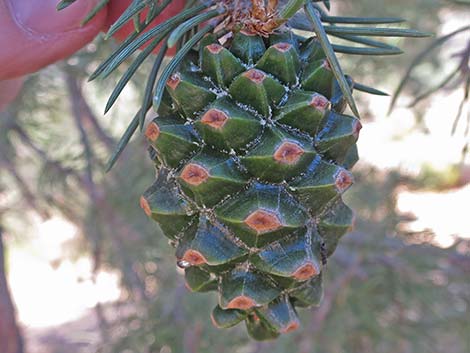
[{"left": 0, "top": 0, "right": 107, "bottom": 80}]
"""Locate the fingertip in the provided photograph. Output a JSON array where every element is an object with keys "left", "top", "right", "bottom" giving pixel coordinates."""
[
  {"left": 0, "top": 0, "right": 108, "bottom": 79},
  {"left": 10, "top": 0, "right": 107, "bottom": 34}
]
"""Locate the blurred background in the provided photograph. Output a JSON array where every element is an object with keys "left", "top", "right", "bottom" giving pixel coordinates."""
[{"left": 0, "top": 1, "right": 469, "bottom": 353}]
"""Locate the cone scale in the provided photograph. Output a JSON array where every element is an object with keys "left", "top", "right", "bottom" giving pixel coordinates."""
[{"left": 141, "top": 31, "right": 359, "bottom": 340}]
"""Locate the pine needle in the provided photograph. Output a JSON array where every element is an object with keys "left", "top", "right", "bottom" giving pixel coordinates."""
[
  {"left": 138, "top": 43, "right": 169, "bottom": 130},
  {"left": 104, "top": 36, "right": 166, "bottom": 114},
  {"left": 305, "top": 1, "right": 360, "bottom": 118},
  {"left": 56, "top": 0, "right": 78, "bottom": 11},
  {"left": 81, "top": 0, "right": 109, "bottom": 25},
  {"left": 354, "top": 83, "right": 389, "bottom": 96},
  {"left": 324, "top": 26, "right": 432, "bottom": 38},
  {"left": 167, "top": 9, "right": 225, "bottom": 48},
  {"left": 389, "top": 25, "right": 469, "bottom": 114}
]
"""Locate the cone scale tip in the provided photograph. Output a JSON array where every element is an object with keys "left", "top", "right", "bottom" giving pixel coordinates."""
[
  {"left": 182, "top": 249, "right": 208, "bottom": 266},
  {"left": 274, "top": 142, "right": 305, "bottom": 165},
  {"left": 335, "top": 170, "right": 353, "bottom": 192},
  {"left": 353, "top": 120, "right": 363, "bottom": 139},
  {"left": 227, "top": 295, "right": 257, "bottom": 310},
  {"left": 273, "top": 42, "right": 292, "bottom": 52},
  {"left": 210, "top": 312, "right": 220, "bottom": 327},
  {"left": 206, "top": 43, "right": 224, "bottom": 54},
  {"left": 323, "top": 60, "right": 332, "bottom": 70},
  {"left": 244, "top": 69, "right": 266, "bottom": 84},
  {"left": 201, "top": 109, "right": 229, "bottom": 129},
  {"left": 140, "top": 196, "right": 151, "bottom": 217},
  {"left": 292, "top": 262, "right": 319, "bottom": 281},
  {"left": 167, "top": 73, "right": 181, "bottom": 90},
  {"left": 310, "top": 94, "right": 330, "bottom": 111},
  {"left": 181, "top": 164, "right": 210, "bottom": 186},
  {"left": 145, "top": 122, "right": 160, "bottom": 142},
  {"left": 245, "top": 209, "right": 282, "bottom": 234},
  {"left": 281, "top": 321, "right": 300, "bottom": 333}
]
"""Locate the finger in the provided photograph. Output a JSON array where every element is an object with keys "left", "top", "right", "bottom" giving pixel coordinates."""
[{"left": 0, "top": 0, "right": 107, "bottom": 80}]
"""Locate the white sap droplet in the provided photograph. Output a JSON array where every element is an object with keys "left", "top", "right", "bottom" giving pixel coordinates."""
[
  {"left": 185, "top": 208, "right": 195, "bottom": 216},
  {"left": 177, "top": 260, "right": 191, "bottom": 269}
]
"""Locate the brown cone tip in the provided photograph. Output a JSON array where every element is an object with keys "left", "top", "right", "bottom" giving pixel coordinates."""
[
  {"left": 323, "top": 59, "right": 332, "bottom": 70},
  {"left": 335, "top": 170, "right": 353, "bottom": 192},
  {"left": 167, "top": 72, "right": 181, "bottom": 90},
  {"left": 201, "top": 109, "right": 229, "bottom": 129},
  {"left": 273, "top": 42, "right": 292, "bottom": 52},
  {"left": 140, "top": 196, "right": 151, "bottom": 217},
  {"left": 245, "top": 209, "right": 282, "bottom": 234},
  {"left": 227, "top": 295, "right": 257, "bottom": 310},
  {"left": 293, "top": 262, "right": 319, "bottom": 281},
  {"left": 206, "top": 43, "right": 224, "bottom": 54},
  {"left": 274, "top": 141, "right": 305, "bottom": 165},
  {"left": 353, "top": 120, "right": 363, "bottom": 139},
  {"left": 244, "top": 69, "right": 266, "bottom": 84},
  {"left": 184, "top": 281, "right": 193, "bottom": 292},
  {"left": 210, "top": 312, "right": 221, "bottom": 328},
  {"left": 145, "top": 122, "right": 160, "bottom": 142},
  {"left": 349, "top": 213, "right": 357, "bottom": 232},
  {"left": 182, "top": 250, "right": 207, "bottom": 266},
  {"left": 310, "top": 94, "right": 330, "bottom": 111},
  {"left": 281, "top": 321, "right": 300, "bottom": 333},
  {"left": 180, "top": 163, "right": 210, "bottom": 186}
]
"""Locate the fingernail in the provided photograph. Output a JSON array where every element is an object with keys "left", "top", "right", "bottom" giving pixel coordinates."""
[{"left": 9, "top": 0, "right": 98, "bottom": 34}]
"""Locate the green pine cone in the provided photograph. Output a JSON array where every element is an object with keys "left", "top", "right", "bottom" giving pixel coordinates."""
[{"left": 142, "top": 31, "right": 358, "bottom": 340}]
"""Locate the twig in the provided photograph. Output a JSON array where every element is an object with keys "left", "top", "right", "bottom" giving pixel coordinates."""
[
  {"left": 11, "top": 121, "right": 82, "bottom": 182},
  {"left": 0, "top": 156, "right": 49, "bottom": 219},
  {"left": 67, "top": 69, "right": 148, "bottom": 331},
  {"left": 66, "top": 70, "right": 116, "bottom": 341},
  {"left": 76, "top": 86, "right": 115, "bottom": 151},
  {"left": 312, "top": 259, "right": 362, "bottom": 332},
  {"left": 298, "top": 257, "right": 362, "bottom": 353},
  {"left": 65, "top": 71, "right": 99, "bottom": 200},
  {"left": 0, "top": 225, "right": 25, "bottom": 353},
  {"left": 184, "top": 321, "right": 203, "bottom": 353}
]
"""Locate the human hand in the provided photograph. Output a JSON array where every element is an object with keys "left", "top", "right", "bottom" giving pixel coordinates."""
[{"left": 0, "top": 0, "right": 185, "bottom": 111}]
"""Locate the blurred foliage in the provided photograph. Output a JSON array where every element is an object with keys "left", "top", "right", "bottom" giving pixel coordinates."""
[
  {"left": 336, "top": 0, "right": 469, "bottom": 133},
  {"left": 412, "top": 164, "right": 462, "bottom": 190},
  {"left": 389, "top": 0, "right": 469, "bottom": 158},
  {"left": 0, "top": 1, "right": 469, "bottom": 353}
]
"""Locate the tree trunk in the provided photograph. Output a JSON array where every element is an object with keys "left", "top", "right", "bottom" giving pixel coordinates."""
[{"left": 0, "top": 227, "right": 24, "bottom": 353}]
